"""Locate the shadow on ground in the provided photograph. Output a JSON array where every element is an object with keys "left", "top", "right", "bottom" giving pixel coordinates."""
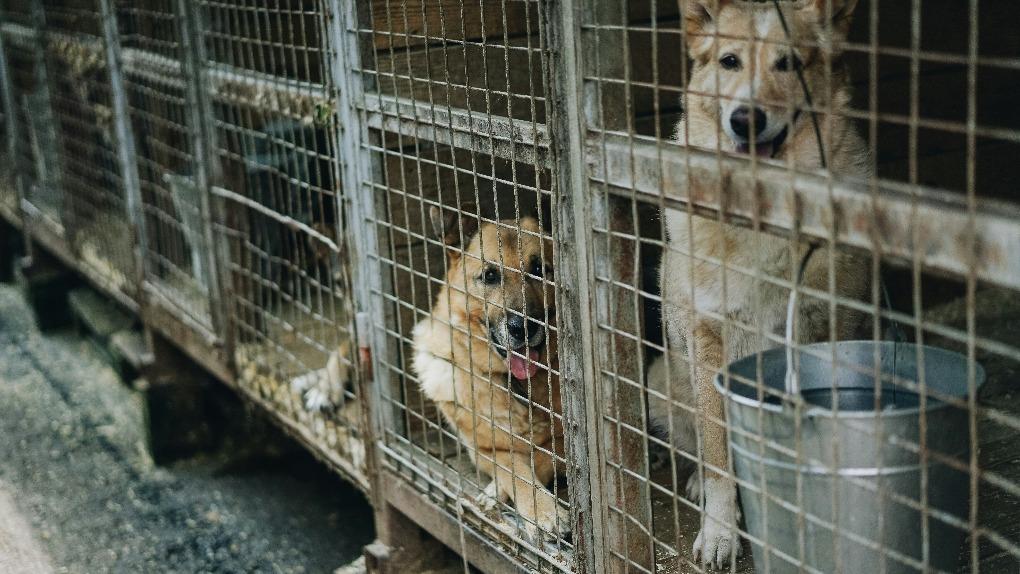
[{"left": 0, "top": 284, "right": 374, "bottom": 573}]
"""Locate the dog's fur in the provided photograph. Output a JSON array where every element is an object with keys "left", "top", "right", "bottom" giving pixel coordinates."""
[
  {"left": 653, "top": 0, "right": 870, "bottom": 567},
  {"left": 412, "top": 208, "right": 567, "bottom": 541}
]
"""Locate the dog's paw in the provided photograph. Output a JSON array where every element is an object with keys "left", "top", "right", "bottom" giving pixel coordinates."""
[
  {"left": 527, "top": 497, "right": 572, "bottom": 542},
  {"left": 692, "top": 477, "right": 742, "bottom": 569},
  {"left": 692, "top": 519, "right": 742, "bottom": 570},
  {"left": 290, "top": 368, "right": 343, "bottom": 412},
  {"left": 685, "top": 472, "right": 702, "bottom": 504},
  {"left": 346, "top": 435, "right": 367, "bottom": 471},
  {"left": 475, "top": 481, "right": 507, "bottom": 515}
]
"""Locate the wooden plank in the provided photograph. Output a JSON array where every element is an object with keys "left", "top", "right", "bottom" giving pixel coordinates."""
[
  {"left": 382, "top": 466, "right": 541, "bottom": 574},
  {"left": 590, "top": 134, "right": 1020, "bottom": 291},
  {"left": 584, "top": 1, "right": 655, "bottom": 571},
  {"left": 371, "top": 35, "right": 546, "bottom": 124},
  {"left": 369, "top": 0, "right": 536, "bottom": 50}
]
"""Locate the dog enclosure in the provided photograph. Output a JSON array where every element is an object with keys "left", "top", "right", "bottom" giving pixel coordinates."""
[{"left": 1, "top": 0, "right": 1018, "bottom": 572}]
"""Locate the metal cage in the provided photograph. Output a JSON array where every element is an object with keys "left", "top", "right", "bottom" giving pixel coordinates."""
[{"left": 1, "top": 0, "right": 1018, "bottom": 573}]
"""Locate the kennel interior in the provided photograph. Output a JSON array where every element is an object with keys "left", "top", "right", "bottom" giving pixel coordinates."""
[
  {"left": 119, "top": 0, "right": 217, "bottom": 333},
  {"left": 0, "top": 0, "right": 373, "bottom": 493},
  {"left": 578, "top": 0, "right": 1020, "bottom": 572},
  {"left": 347, "top": 0, "right": 583, "bottom": 568},
  {"left": 0, "top": 0, "right": 1018, "bottom": 573},
  {"left": 204, "top": 0, "right": 370, "bottom": 489}
]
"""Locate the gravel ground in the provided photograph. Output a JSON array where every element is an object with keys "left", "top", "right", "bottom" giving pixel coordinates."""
[{"left": 0, "top": 284, "right": 375, "bottom": 573}]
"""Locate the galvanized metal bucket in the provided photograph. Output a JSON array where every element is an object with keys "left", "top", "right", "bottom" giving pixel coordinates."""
[{"left": 715, "top": 341, "right": 985, "bottom": 573}]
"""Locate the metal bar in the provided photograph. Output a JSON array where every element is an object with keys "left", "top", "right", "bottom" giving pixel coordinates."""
[
  {"left": 542, "top": 0, "right": 605, "bottom": 572},
  {"left": 0, "top": 6, "right": 26, "bottom": 230},
  {"left": 209, "top": 186, "right": 342, "bottom": 254},
  {"left": 98, "top": 0, "right": 146, "bottom": 299},
  {"left": 361, "top": 93, "right": 550, "bottom": 167},
  {"left": 26, "top": 0, "right": 68, "bottom": 237},
  {"left": 175, "top": 0, "right": 227, "bottom": 343},
  {"left": 582, "top": 0, "right": 655, "bottom": 570},
  {"left": 326, "top": 0, "right": 392, "bottom": 502},
  {"left": 590, "top": 134, "right": 1020, "bottom": 291}
]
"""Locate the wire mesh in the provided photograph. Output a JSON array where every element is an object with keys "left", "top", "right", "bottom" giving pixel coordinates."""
[
  {"left": 578, "top": 0, "right": 1020, "bottom": 573},
  {"left": 349, "top": 0, "right": 578, "bottom": 568},
  {"left": 204, "top": 0, "right": 369, "bottom": 488},
  {"left": 41, "top": 0, "right": 136, "bottom": 300},
  {"left": 3, "top": 24, "right": 61, "bottom": 229},
  {"left": 1, "top": 0, "right": 1018, "bottom": 572},
  {"left": 118, "top": 0, "right": 213, "bottom": 328}
]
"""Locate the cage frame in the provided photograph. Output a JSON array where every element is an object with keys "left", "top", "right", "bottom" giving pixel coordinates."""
[{"left": 0, "top": 1, "right": 1017, "bottom": 573}]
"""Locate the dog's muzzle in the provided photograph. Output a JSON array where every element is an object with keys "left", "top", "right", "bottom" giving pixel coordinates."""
[
  {"left": 490, "top": 311, "right": 549, "bottom": 381},
  {"left": 734, "top": 124, "right": 789, "bottom": 158},
  {"left": 729, "top": 105, "right": 799, "bottom": 158}
]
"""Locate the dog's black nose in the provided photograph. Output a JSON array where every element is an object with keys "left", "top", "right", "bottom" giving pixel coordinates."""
[
  {"left": 506, "top": 313, "right": 544, "bottom": 345},
  {"left": 730, "top": 106, "right": 767, "bottom": 139}
]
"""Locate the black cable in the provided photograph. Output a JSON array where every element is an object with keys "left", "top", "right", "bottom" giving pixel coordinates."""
[{"left": 770, "top": 0, "right": 828, "bottom": 169}]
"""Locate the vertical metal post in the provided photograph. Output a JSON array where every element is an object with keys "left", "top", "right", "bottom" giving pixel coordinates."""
[
  {"left": 326, "top": 0, "right": 392, "bottom": 500},
  {"left": 0, "top": 8, "right": 26, "bottom": 229},
  {"left": 583, "top": 0, "right": 654, "bottom": 569},
  {"left": 27, "top": 0, "right": 67, "bottom": 233},
  {"left": 543, "top": 1, "right": 606, "bottom": 572},
  {"left": 176, "top": 0, "right": 227, "bottom": 342},
  {"left": 98, "top": 0, "right": 147, "bottom": 298}
]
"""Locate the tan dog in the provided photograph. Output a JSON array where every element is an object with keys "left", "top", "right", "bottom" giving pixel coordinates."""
[
  {"left": 655, "top": 0, "right": 870, "bottom": 567},
  {"left": 412, "top": 208, "right": 568, "bottom": 541}
]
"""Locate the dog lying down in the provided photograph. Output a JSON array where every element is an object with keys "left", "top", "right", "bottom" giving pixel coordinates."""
[{"left": 411, "top": 207, "right": 568, "bottom": 542}]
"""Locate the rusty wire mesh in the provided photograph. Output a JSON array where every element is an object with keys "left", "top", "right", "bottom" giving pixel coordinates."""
[
  {"left": 351, "top": 0, "right": 573, "bottom": 568},
  {"left": 578, "top": 1, "right": 1020, "bottom": 573},
  {"left": 118, "top": 0, "right": 213, "bottom": 326},
  {"left": 203, "top": 0, "right": 369, "bottom": 488},
  {"left": 41, "top": 0, "right": 136, "bottom": 300},
  {"left": 1, "top": 1, "right": 1018, "bottom": 573}
]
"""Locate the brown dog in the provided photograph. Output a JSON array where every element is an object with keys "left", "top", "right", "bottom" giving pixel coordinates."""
[
  {"left": 655, "top": 0, "right": 870, "bottom": 568},
  {"left": 412, "top": 208, "right": 568, "bottom": 541}
]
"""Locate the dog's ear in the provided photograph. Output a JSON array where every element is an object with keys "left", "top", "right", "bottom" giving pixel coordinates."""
[
  {"left": 802, "top": 0, "right": 859, "bottom": 40},
  {"left": 683, "top": 0, "right": 727, "bottom": 32},
  {"left": 683, "top": 0, "right": 727, "bottom": 56},
  {"left": 429, "top": 204, "right": 479, "bottom": 248}
]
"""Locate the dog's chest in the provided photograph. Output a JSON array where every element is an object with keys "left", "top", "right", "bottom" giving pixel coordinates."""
[{"left": 662, "top": 210, "right": 792, "bottom": 318}]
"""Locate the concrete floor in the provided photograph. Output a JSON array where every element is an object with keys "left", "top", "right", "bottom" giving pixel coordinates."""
[{"left": 0, "top": 283, "right": 375, "bottom": 573}]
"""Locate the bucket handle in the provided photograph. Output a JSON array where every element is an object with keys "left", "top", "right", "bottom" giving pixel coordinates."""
[
  {"left": 783, "top": 250, "right": 902, "bottom": 399},
  {"left": 784, "top": 244, "right": 817, "bottom": 396}
]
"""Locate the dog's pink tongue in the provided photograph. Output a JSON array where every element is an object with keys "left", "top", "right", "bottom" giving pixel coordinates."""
[
  {"left": 508, "top": 348, "right": 540, "bottom": 380},
  {"left": 738, "top": 142, "right": 773, "bottom": 157}
]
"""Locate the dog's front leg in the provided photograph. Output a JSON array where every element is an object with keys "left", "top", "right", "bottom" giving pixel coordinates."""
[
  {"left": 690, "top": 323, "right": 742, "bottom": 569},
  {"left": 486, "top": 447, "right": 570, "bottom": 542}
]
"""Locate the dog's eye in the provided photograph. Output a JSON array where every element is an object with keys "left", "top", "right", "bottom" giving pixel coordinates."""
[
  {"left": 775, "top": 54, "right": 803, "bottom": 72},
  {"left": 529, "top": 257, "right": 552, "bottom": 279},
  {"left": 481, "top": 267, "right": 501, "bottom": 285},
  {"left": 719, "top": 54, "right": 741, "bottom": 71}
]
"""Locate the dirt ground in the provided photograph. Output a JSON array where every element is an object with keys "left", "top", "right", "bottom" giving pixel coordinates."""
[{"left": 0, "top": 284, "right": 375, "bottom": 573}]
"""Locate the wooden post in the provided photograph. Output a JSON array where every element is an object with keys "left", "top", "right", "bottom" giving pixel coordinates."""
[
  {"left": 326, "top": 0, "right": 442, "bottom": 568},
  {"left": 543, "top": 0, "right": 607, "bottom": 571},
  {"left": 582, "top": 0, "right": 655, "bottom": 570}
]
